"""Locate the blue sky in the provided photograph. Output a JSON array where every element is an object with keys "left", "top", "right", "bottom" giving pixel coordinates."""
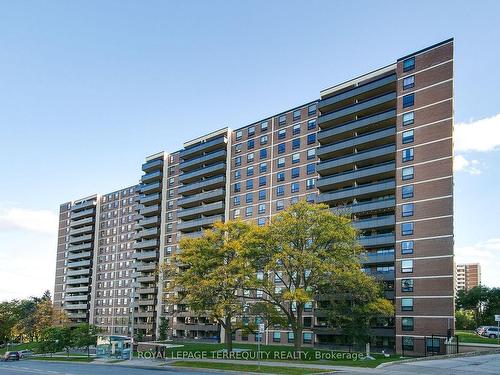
[{"left": 1, "top": 0, "right": 499, "bottom": 299}]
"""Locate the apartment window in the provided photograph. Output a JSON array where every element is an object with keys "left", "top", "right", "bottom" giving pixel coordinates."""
[
  {"left": 235, "top": 170, "right": 241, "bottom": 180},
  {"left": 246, "top": 206, "right": 253, "bottom": 217},
  {"left": 277, "top": 172, "right": 285, "bottom": 182},
  {"left": 293, "top": 109, "right": 301, "bottom": 121},
  {"left": 304, "top": 301, "right": 313, "bottom": 312},
  {"left": 292, "top": 153, "right": 300, "bottom": 164},
  {"left": 278, "top": 129, "right": 286, "bottom": 139},
  {"left": 303, "top": 332, "right": 313, "bottom": 344},
  {"left": 261, "top": 121, "right": 268, "bottom": 131},
  {"left": 287, "top": 332, "right": 294, "bottom": 344},
  {"left": 276, "top": 200, "right": 284, "bottom": 211},
  {"left": 277, "top": 157, "right": 285, "bottom": 168},
  {"left": 402, "top": 317, "right": 414, "bottom": 331},
  {"left": 233, "top": 196, "right": 240, "bottom": 206},
  {"left": 401, "top": 279, "right": 414, "bottom": 292},
  {"left": 401, "top": 298, "right": 414, "bottom": 311},
  {"left": 259, "top": 190, "right": 266, "bottom": 200},
  {"left": 291, "top": 182, "right": 300, "bottom": 193},
  {"left": 403, "top": 75, "right": 415, "bottom": 90},
  {"left": 402, "top": 166, "right": 414, "bottom": 180},
  {"left": 259, "top": 162, "right": 267, "bottom": 173},
  {"left": 260, "top": 149, "right": 267, "bottom": 159},
  {"left": 293, "top": 124, "right": 301, "bottom": 135},
  {"left": 308, "top": 104, "right": 317, "bottom": 116},
  {"left": 403, "top": 57, "right": 415, "bottom": 72},
  {"left": 307, "top": 149, "right": 315, "bottom": 160},
  {"left": 402, "top": 148, "right": 414, "bottom": 162},
  {"left": 279, "top": 115, "right": 287, "bottom": 126},
  {"left": 292, "top": 138, "right": 301, "bottom": 150},
  {"left": 247, "top": 153, "right": 254, "bottom": 162},
  {"left": 291, "top": 196, "right": 299, "bottom": 204},
  {"left": 247, "top": 139, "right": 255, "bottom": 149},
  {"left": 403, "top": 94, "right": 415, "bottom": 108},
  {"left": 402, "top": 130, "right": 414, "bottom": 144},
  {"left": 276, "top": 185, "right": 285, "bottom": 196},
  {"left": 233, "top": 209, "right": 240, "bottom": 219},
  {"left": 403, "top": 111, "right": 414, "bottom": 126},
  {"left": 260, "top": 135, "right": 268, "bottom": 145},
  {"left": 259, "top": 176, "right": 267, "bottom": 187},
  {"left": 234, "top": 183, "right": 241, "bottom": 193},
  {"left": 306, "top": 193, "right": 316, "bottom": 203},
  {"left": 278, "top": 143, "right": 286, "bottom": 154},
  {"left": 258, "top": 204, "right": 266, "bottom": 214},
  {"left": 307, "top": 134, "right": 316, "bottom": 145},
  {"left": 235, "top": 156, "right": 241, "bottom": 166},
  {"left": 248, "top": 126, "right": 255, "bottom": 136},
  {"left": 273, "top": 331, "right": 281, "bottom": 343},
  {"left": 402, "top": 203, "right": 414, "bottom": 217},
  {"left": 291, "top": 167, "right": 300, "bottom": 178},
  {"left": 401, "top": 259, "right": 414, "bottom": 273},
  {"left": 403, "top": 336, "right": 414, "bottom": 351},
  {"left": 402, "top": 185, "right": 414, "bottom": 199},
  {"left": 401, "top": 240, "right": 414, "bottom": 255},
  {"left": 235, "top": 143, "right": 242, "bottom": 153},
  {"left": 247, "top": 166, "right": 254, "bottom": 176},
  {"left": 308, "top": 119, "right": 316, "bottom": 130},
  {"left": 307, "top": 163, "right": 315, "bottom": 175},
  {"left": 257, "top": 217, "right": 266, "bottom": 226},
  {"left": 306, "top": 178, "right": 315, "bottom": 190},
  {"left": 246, "top": 180, "right": 253, "bottom": 190},
  {"left": 401, "top": 222, "right": 414, "bottom": 236}
]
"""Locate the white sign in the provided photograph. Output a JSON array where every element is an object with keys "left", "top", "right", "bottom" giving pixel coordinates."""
[
  {"left": 258, "top": 323, "right": 265, "bottom": 333},
  {"left": 495, "top": 315, "right": 500, "bottom": 322}
]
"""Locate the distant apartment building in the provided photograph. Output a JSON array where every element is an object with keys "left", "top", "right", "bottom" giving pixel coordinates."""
[
  {"left": 54, "top": 39, "right": 454, "bottom": 355},
  {"left": 455, "top": 263, "right": 481, "bottom": 293}
]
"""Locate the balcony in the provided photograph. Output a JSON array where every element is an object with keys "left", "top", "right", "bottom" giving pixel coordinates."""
[
  {"left": 136, "top": 299, "right": 156, "bottom": 306},
  {"left": 66, "top": 268, "right": 90, "bottom": 276},
  {"left": 319, "top": 73, "right": 396, "bottom": 113},
  {"left": 69, "top": 216, "right": 94, "bottom": 228},
  {"left": 68, "top": 225, "right": 94, "bottom": 236},
  {"left": 179, "top": 162, "right": 226, "bottom": 184},
  {"left": 139, "top": 204, "right": 160, "bottom": 217},
  {"left": 142, "top": 158, "right": 163, "bottom": 173},
  {"left": 317, "top": 179, "right": 396, "bottom": 204},
  {"left": 68, "top": 242, "right": 92, "bottom": 252},
  {"left": 363, "top": 269, "right": 395, "bottom": 281},
  {"left": 318, "top": 109, "right": 396, "bottom": 144},
  {"left": 317, "top": 144, "right": 396, "bottom": 175},
  {"left": 67, "top": 251, "right": 91, "bottom": 260},
  {"left": 64, "top": 303, "right": 88, "bottom": 310},
  {"left": 66, "top": 277, "right": 90, "bottom": 285},
  {"left": 317, "top": 162, "right": 395, "bottom": 191},
  {"left": 134, "top": 239, "right": 158, "bottom": 250},
  {"left": 360, "top": 252, "right": 395, "bottom": 265},
  {"left": 177, "top": 201, "right": 224, "bottom": 220},
  {"left": 136, "top": 275, "right": 156, "bottom": 283},
  {"left": 68, "top": 234, "right": 93, "bottom": 245},
  {"left": 317, "top": 127, "right": 396, "bottom": 159},
  {"left": 141, "top": 170, "right": 162, "bottom": 184},
  {"left": 71, "top": 200, "right": 95, "bottom": 212},
  {"left": 178, "top": 176, "right": 225, "bottom": 195},
  {"left": 136, "top": 227, "right": 158, "bottom": 239},
  {"left": 177, "top": 188, "right": 225, "bottom": 208},
  {"left": 136, "top": 287, "right": 156, "bottom": 294},
  {"left": 133, "top": 250, "right": 157, "bottom": 260},
  {"left": 318, "top": 92, "right": 397, "bottom": 129},
  {"left": 135, "top": 322, "right": 154, "bottom": 330},
  {"left": 180, "top": 149, "right": 227, "bottom": 171},
  {"left": 178, "top": 215, "right": 224, "bottom": 232},
  {"left": 139, "top": 193, "right": 161, "bottom": 206},
  {"left": 331, "top": 198, "right": 395, "bottom": 215},
  {"left": 352, "top": 215, "right": 395, "bottom": 230},
  {"left": 140, "top": 181, "right": 161, "bottom": 194},
  {"left": 71, "top": 208, "right": 95, "bottom": 220},
  {"left": 64, "top": 294, "right": 88, "bottom": 302},
  {"left": 180, "top": 136, "right": 227, "bottom": 159},
  {"left": 137, "top": 216, "right": 160, "bottom": 228},
  {"left": 358, "top": 233, "right": 395, "bottom": 247},
  {"left": 67, "top": 259, "right": 91, "bottom": 268},
  {"left": 172, "top": 323, "right": 219, "bottom": 332},
  {"left": 66, "top": 286, "right": 89, "bottom": 293},
  {"left": 135, "top": 263, "right": 157, "bottom": 272},
  {"left": 67, "top": 313, "right": 87, "bottom": 319}
]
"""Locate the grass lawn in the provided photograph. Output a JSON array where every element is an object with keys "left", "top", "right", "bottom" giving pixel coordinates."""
[
  {"left": 456, "top": 330, "right": 500, "bottom": 345},
  {"left": 145, "top": 342, "right": 398, "bottom": 368},
  {"left": 28, "top": 356, "right": 94, "bottom": 362},
  {"left": 171, "top": 361, "right": 326, "bottom": 374}
]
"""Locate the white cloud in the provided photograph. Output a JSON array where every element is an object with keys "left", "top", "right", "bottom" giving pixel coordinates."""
[
  {"left": 455, "top": 239, "right": 500, "bottom": 288},
  {"left": 0, "top": 207, "right": 58, "bottom": 235},
  {"left": 453, "top": 155, "right": 482, "bottom": 175},
  {"left": 455, "top": 114, "right": 500, "bottom": 153}
]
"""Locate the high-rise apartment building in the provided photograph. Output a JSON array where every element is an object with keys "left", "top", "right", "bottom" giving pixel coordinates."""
[
  {"left": 455, "top": 263, "right": 481, "bottom": 293},
  {"left": 54, "top": 39, "right": 454, "bottom": 354}
]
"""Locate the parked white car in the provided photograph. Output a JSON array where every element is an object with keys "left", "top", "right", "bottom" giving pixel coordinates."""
[{"left": 481, "top": 327, "right": 500, "bottom": 338}]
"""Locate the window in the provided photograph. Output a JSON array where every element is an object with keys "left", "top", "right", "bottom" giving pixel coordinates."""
[
  {"left": 403, "top": 111, "right": 414, "bottom": 126},
  {"left": 234, "top": 183, "right": 241, "bottom": 193},
  {"left": 291, "top": 196, "right": 299, "bottom": 204},
  {"left": 246, "top": 179, "right": 253, "bottom": 190},
  {"left": 260, "top": 135, "right": 268, "bottom": 145},
  {"left": 259, "top": 176, "right": 267, "bottom": 186},
  {"left": 277, "top": 157, "right": 285, "bottom": 168},
  {"left": 403, "top": 336, "right": 414, "bottom": 351},
  {"left": 292, "top": 153, "right": 300, "bottom": 164},
  {"left": 261, "top": 121, "right": 268, "bottom": 131},
  {"left": 292, "top": 138, "right": 301, "bottom": 149},
  {"left": 307, "top": 133, "right": 316, "bottom": 145},
  {"left": 307, "top": 119, "right": 316, "bottom": 130},
  {"left": 402, "top": 148, "right": 414, "bottom": 162},
  {"left": 246, "top": 206, "right": 253, "bottom": 217},
  {"left": 291, "top": 167, "right": 300, "bottom": 178},
  {"left": 235, "top": 170, "right": 241, "bottom": 180},
  {"left": 402, "top": 166, "right": 414, "bottom": 180},
  {"left": 306, "top": 178, "right": 315, "bottom": 190},
  {"left": 246, "top": 193, "right": 253, "bottom": 203},
  {"left": 278, "top": 143, "right": 286, "bottom": 154},
  {"left": 401, "top": 259, "right": 414, "bottom": 273},
  {"left": 402, "top": 130, "right": 414, "bottom": 144},
  {"left": 426, "top": 337, "right": 441, "bottom": 354},
  {"left": 308, "top": 104, "right": 317, "bottom": 116},
  {"left": 257, "top": 217, "right": 266, "bottom": 226},
  {"left": 247, "top": 139, "right": 254, "bottom": 149},
  {"left": 401, "top": 240, "right": 414, "bottom": 255},
  {"left": 303, "top": 317, "right": 312, "bottom": 327},
  {"left": 235, "top": 156, "right": 241, "bottom": 166},
  {"left": 403, "top": 94, "right": 415, "bottom": 108},
  {"left": 273, "top": 331, "right": 281, "bottom": 343},
  {"left": 293, "top": 124, "right": 301, "bottom": 135},
  {"left": 259, "top": 190, "right": 266, "bottom": 200},
  {"left": 403, "top": 57, "right": 415, "bottom": 72},
  {"left": 402, "top": 222, "right": 414, "bottom": 236},
  {"left": 401, "top": 279, "right": 414, "bottom": 292},
  {"left": 402, "top": 185, "right": 414, "bottom": 199},
  {"left": 258, "top": 204, "right": 266, "bottom": 214},
  {"left": 402, "top": 203, "right": 414, "bottom": 217},
  {"left": 236, "top": 130, "right": 243, "bottom": 141},
  {"left": 307, "top": 149, "right": 315, "bottom": 160},
  {"left": 307, "top": 163, "right": 315, "bottom": 175},
  {"left": 248, "top": 126, "right": 255, "bottom": 136},
  {"left": 276, "top": 200, "right": 284, "bottom": 211},
  {"left": 293, "top": 109, "right": 301, "bottom": 121},
  {"left": 247, "top": 166, "right": 254, "bottom": 176},
  {"left": 235, "top": 143, "right": 242, "bottom": 153},
  {"left": 401, "top": 298, "right": 414, "bottom": 311},
  {"left": 304, "top": 301, "right": 313, "bottom": 312},
  {"left": 291, "top": 182, "right": 300, "bottom": 193},
  {"left": 278, "top": 129, "right": 286, "bottom": 139},
  {"left": 259, "top": 162, "right": 267, "bottom": 173},
  {"left": 260, "top": 149, "right": 267, "bottom": 159},
  {"left": 402, "top": 317, "right": 414, "bottom": 331},
  {"left": 276, "top": 185, "right": 285, "bottom": 196},
  {"left": 277, "top": 172, "right": 285, "bottom": 182},
  {"left": 247, "top": 153, "right": 254, "bottom": 162},
  {"left": 279, "top": 115, "right": 286, "bottom": 126},
  {"left": 403, "top": 75, "right": 415, "bottom": 90},
  {"left": 233, "top": 209, "right": 240, "bottom": 219},
  {"left": 233, "top": 196, "right": 240, "bottom": 206},
  {"left": 287, "top": 332, "right": 294, "bottom": 343},
  {"left": 303, "top": 332, "right": 312, "bottom": 344},
  {"left": 306, "top": 193, "right": 316, "bottom": 203}
]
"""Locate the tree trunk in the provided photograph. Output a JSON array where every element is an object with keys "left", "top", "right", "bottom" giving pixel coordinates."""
[
  {"left": 293, "top": 309, "right": 303, "bottom": 351},
  {"left": 224, "top": 316, "right": 233, "bottom": 352}
]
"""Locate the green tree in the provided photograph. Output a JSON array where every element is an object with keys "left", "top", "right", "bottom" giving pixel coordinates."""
[
  {"left": 73, "top": 324, "right": 100, "bottom": 357},
  {"left": 158, "top": 317, "right": 169, "bottom": 341},
  {"left": 39, "top": 327, "right": 65, "bottom": 356},
  {"left": 0, "top": 301, "right": 19, "bottom": 344},
  {"left": 165, "top": 220, "right": 257, "bottom": 352},
  {"left": 457, "top": 286, "right": 500, "bottom": 326},
  {"left": 455, "top": 309, "right": 476, "bottom": 330}
]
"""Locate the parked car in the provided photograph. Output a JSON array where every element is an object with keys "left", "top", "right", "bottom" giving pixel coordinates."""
[
  {"left": 482, "top": 327, "right": 500, "bottom": 338},
  {"left": 2, "top": 352, "right": 20, "bottom": 361},
  {"left": 475, "top": 326, "right": 491, "bottom": 335},
  {"left": 18, "top": 350, "right": 33, "bottom": 358}
]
